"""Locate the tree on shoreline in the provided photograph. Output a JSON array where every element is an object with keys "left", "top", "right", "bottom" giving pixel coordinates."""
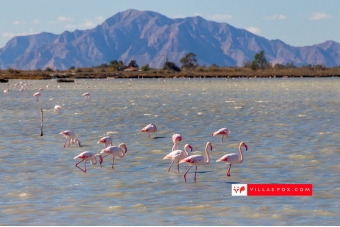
[
  {"left": 251, "top": 50, "right": 271, "bottom": 71},
  {"left": 163, "top": 61, "right": 181, "bottom": 72},
  {"left": 180, "top": 52, "right": 198, "bottom": 70}
]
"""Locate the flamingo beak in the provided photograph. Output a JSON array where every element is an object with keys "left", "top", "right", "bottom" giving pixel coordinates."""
[
  {"left": 125, "top": 148, "right": 128, "bottom": 153},
  {"left": 189, "top": 146, "right": 193, "bottom": 152},
  {"left": 245, "top": 145, "right": 248, "bottom": 151}
]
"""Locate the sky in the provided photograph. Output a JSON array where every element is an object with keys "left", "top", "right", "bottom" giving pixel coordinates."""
[{"left": 1, "top": 0, "right": 340, "bottom": 48}]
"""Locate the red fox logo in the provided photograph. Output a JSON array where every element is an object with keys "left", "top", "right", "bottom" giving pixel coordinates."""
[{"left": 233, "top": 185, "right": 246, "bottom": 194}]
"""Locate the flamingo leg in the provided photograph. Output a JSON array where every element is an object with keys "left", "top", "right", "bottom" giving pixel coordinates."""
[
  {"left": 112, "top": 157, "right": 115, "bottom": 169},
  {"left": 194, "top": 166, "right": 198, "bottom": 182},
  {"left": 148, "top": 132, "right": 150, "bottom": 138},
  {"left": 75, "top": 159, "right": 86, "bottom": 172},
  {"left": 177, "top": 162, "right": 180, "bottom": 173},
  {"left": 167, "top": 160, "right": 174, "bottom": 172},
  {"left": 64, "top": 138, "right": 68, "bottom": 147},
  {"left": 75, "top": 139, "right": 81, "bottom": 147},
  {"left": 183, "top": 166, "right": 192, "bottom": 183},
  {"left": 227, "top": 164, "right": 232, "bottom": 177},
  {"left": 68, "top": 138, "right": 71, "bottom": 147}
]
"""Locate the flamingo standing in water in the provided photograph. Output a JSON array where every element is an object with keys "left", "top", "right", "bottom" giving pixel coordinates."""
[
  {"left": 82, "top": 92, "right": 90, "bottom": 101},
  {"left": 179, "top": 141, "right": 213, "bottom": 183},
  {"left": 172, "top": 134, "right": 182, "bottom": 151},
  {"left": 212, "top": 128, "right": 230, "bottom": 143},
  {"left": 33, "top": 92, "right": 41, "bottom": 101},
  {"left": 54, "top": 105, "right": 62, "bottom": 113},
  {"left": 74, "top": 151, "right": 103, "bottom": 173},
  {"left": 97, "top": 136, "right": 113, "bottom": 148},
  {"left": 100, "top": 143, "right": 127, "bottom": 169},
  {"left": 60, "top": 130, "right": 81, "bottom": 147},
  {"left": 216, "top": 142, "right": 248, "bottom": 177},
  {"left": 141, "top": 123, "right": 157, "bottom": 138},
  {"left": 4, "top": 89, "right": 9, "bottom": 93},
  {"left": 163, "top": 144, "right": 192, "bottom": 172}
]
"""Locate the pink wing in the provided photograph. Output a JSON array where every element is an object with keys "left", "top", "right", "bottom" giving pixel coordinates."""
[
  {"left": 179, "top": 155, "right": 204, "bottom": 164},
  {"left": 212, "top": 128, "right": 230, "bottom": 136},
  {"left": 216, "top": 153, "right": 239, "bottom": 163}
]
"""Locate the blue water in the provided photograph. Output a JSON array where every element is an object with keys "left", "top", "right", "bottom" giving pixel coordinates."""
[{"left": 0, "top": 77, "right": 339, "bottom": 225}]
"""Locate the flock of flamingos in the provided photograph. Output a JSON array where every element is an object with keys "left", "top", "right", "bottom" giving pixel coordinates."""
[
  {"left": 4, "top": 82, "right": 248, "bottom": 183},
  {"left": 61, "top": 120, "right": 248, "bottom": 183}
]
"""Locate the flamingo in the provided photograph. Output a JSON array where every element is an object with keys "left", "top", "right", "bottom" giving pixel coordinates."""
[
  {"left": 97, "top": 136, "right": 113, "bottom": 148},
  {"left": 212, "top": 128, "right": 230, "bottom": 143},
  {"left": 163, "top": 144, "right": 193, "bottom": 172},
  {"left": 33, "top": 92, "right": 41, "bottom": 101},
  {"left": 54, "top": 105, "right": 62, "bottom": 113},
  {"left": 82, "top": 92, "right": 90, "bottom": 101},
  {"left": 74, "top": 151, "right": 103, "bottom": 173},
  {"left": 179, "top": 141, "right": 213, "bottom": 183},
  {"left": 172, "top": 134, "right": 182, "bottom": 151},
  {"left": 216, "top": 142, "right": 248, "bottom": 177},
  {"left": 4, "top": 89, "right": 9, "bottom": 93},
  {"left": 60, "top": 130, "right": 81, "bottom": 147},
  {"left": 141, "top": 123, "right": 157, "bottom": 138},
  {"left": 100, "top": 143, "right": 127, "bottom": 169}
]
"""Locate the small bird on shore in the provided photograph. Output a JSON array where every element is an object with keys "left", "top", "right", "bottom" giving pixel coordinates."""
[
  {"left": 216, "top": 142, "right": 248, "bottom": 177},
  {"left": 141, "top": 123, "right": 157, "bottom": 138},
  {"left": 212, "top": 128, "right": 230, "bottom": 143}
]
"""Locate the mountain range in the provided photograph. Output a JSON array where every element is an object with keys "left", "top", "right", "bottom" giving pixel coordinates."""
[{"left": 1, "top": 9, "right": 340, "bottom": 70}]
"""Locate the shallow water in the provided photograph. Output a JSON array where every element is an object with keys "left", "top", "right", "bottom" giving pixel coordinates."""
[{"left": 0, "top": 77, "right": 339, "bottom": 225}]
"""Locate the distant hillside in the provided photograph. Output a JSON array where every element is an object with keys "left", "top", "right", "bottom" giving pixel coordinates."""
[{"left": 1, "top": 9, "right": 340, "bottom": 70}]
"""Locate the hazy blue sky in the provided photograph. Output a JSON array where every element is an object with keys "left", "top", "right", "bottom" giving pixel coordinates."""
[{"left": 1, "top": 0, "right": 339, "bottom": 48}]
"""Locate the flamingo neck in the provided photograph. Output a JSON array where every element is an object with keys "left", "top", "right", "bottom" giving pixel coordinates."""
[
  {"left": 184, "top": 145, "right": 189, "bottom": 156},
  {"left": 239, "top": 143, "right": 244, "bottom": 163},
  {"left": 205, "top": 143, "right": 211, "bottom": 164},
  {"left": 118, "top": 145, "right": 125, "bottom": 158}
]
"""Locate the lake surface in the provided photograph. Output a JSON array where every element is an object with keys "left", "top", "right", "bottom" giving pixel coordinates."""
[{"left": 1, "top": 77, "right": 339, "bottom": 225}]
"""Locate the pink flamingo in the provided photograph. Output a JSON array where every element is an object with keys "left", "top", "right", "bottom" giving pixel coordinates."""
[
  {"left": 141, "top": 123, "right": 157, "bottom": 138},
  {"left": 97, "top": 136, "right": 113, "bottom": 148},
  {"left": 179, "top": 141, "right": 213, "bottom": 183},
  {"left": 172, "top": 134, "right": 182, "bottom": 151},
  {"left": 212, "top": 128, "right": 230, "bottom": 143},
  {"left": 74, "top": 151, "right": 103, "bottom": 173},
  {"left": 82, "top": 92, "right": 90, "bottom": 101},
  {"left": 60, "top": 130, "right": 81, "bottom": 147},
  {"left": 54, "top": 105, "right": 62, "bottom": 113},
  {"left": 4, "top": 89, "right": 9, "bottom": 93},
  {"left": 33, "top": 92, "right": 41, "bottom": 101},
  {"left": 216, "top": 142, "right": 248, "bottom": 177},
  {"left": 163, "top": 144, "right": 192, "bottom": 172},
  {"left": 99, "top": 143, "right": 127, "bottom": 169}
]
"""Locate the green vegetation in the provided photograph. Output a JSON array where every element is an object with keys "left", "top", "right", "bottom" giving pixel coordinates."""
[{"left": 1, "top": 51, "right": 340, "bottom": 80}]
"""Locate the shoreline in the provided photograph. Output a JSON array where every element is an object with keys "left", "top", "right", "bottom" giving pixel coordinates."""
[{"left": 1, "top": 72, "right": 340, "bottom": 81}]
